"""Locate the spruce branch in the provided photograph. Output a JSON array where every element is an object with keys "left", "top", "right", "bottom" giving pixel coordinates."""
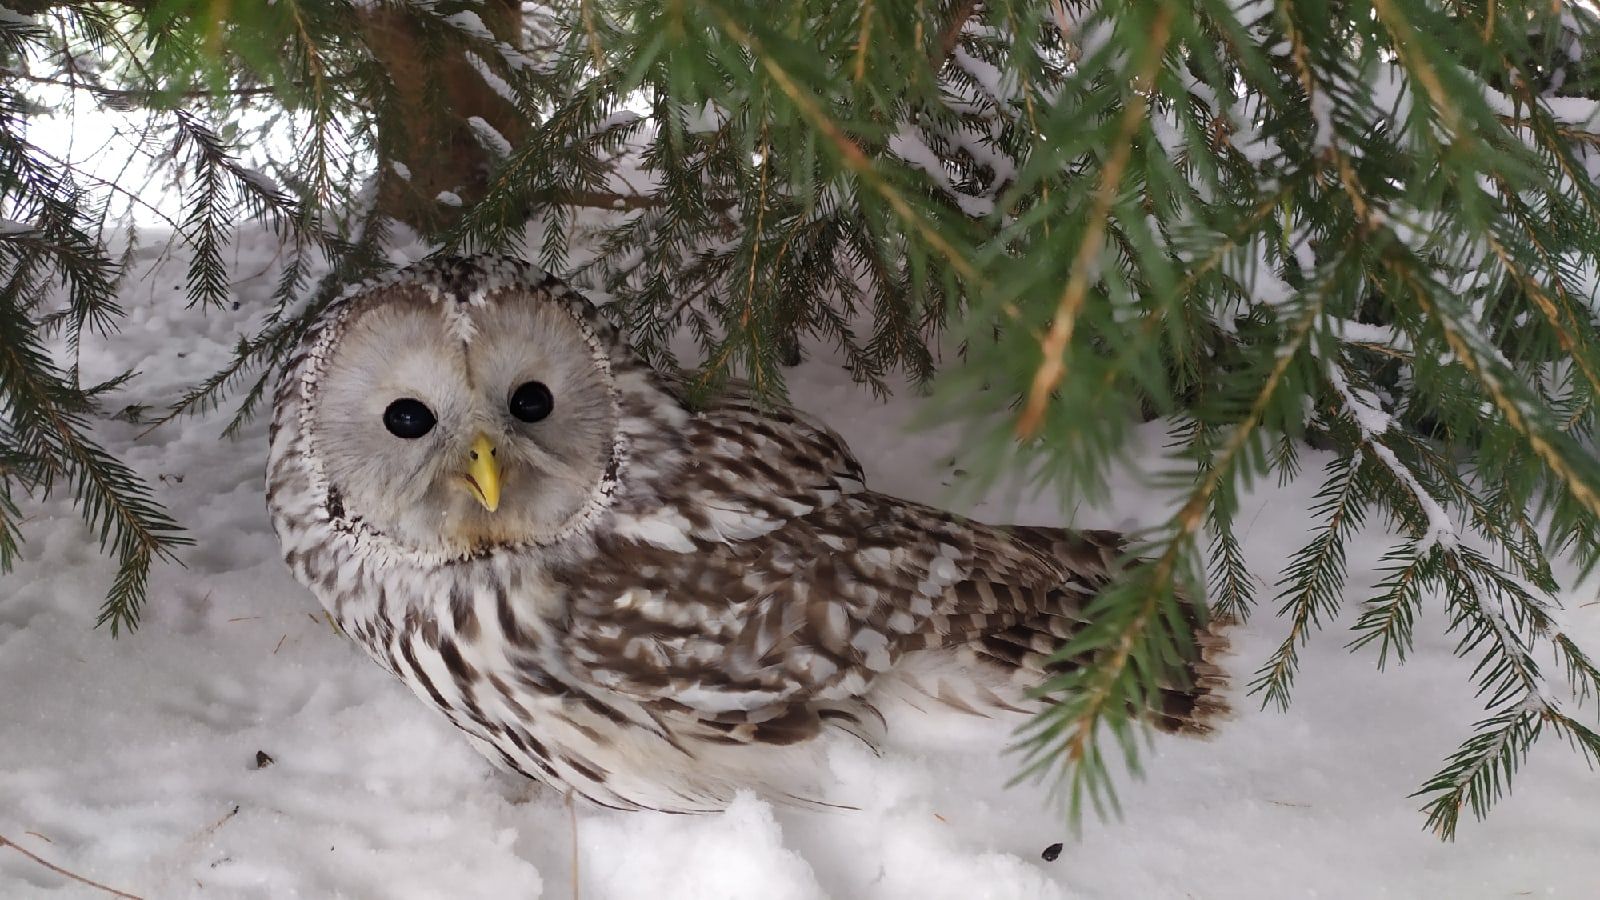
[
  {"left": 1252, "top": 450, "right": 1371, "bottom": 708},
  {"left": 0, "top": 65, "right": 301, "bottom": 101},
  {"left": 1205, "top": 500, "right": 1255, "bottom": 623},
  {"left": 930, "top": 0, "right": 981, "bottom": 69},
  {"left": 1317, "top": 335, "right": 1591, "bottom": 833},
  {"left": 701, "top": 0, "right": 983, "bottom": 284},
  {"left": 1016, "top": 284, "right": 1329, "bottom": 818},
  {"left": 1017, "top": 5, "right": 1172, "bottom": 439},
  {"left": 1349, "top": 543, "right": 1431, "bottom": 668},
  {"left": 1389, "top": 248, "right": 1600, "bottom": 527},
  {"left": 0, "top": 287, "right": 188, "bottom": 634}
]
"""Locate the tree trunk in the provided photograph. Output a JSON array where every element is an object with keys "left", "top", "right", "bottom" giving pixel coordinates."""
[{"left": 361, "top": 1, "right": 528, "bottom": 238}]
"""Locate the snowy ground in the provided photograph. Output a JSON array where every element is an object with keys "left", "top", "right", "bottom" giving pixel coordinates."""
[{"left": 3, "top": 231, "right": 1598, "bottom": 899}]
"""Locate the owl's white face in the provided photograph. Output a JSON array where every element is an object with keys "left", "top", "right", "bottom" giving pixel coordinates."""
[{"left": 310, "top": 287, "right": 618, "bottom": 554}]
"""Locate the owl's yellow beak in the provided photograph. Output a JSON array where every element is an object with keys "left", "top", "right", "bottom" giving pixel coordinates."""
[{"left": 463, "top": 433, "right": 501, "bottom": 513}]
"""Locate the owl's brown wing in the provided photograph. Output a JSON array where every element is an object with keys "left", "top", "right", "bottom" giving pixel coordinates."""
[
  {"left": 560, "top": 487, "right": 1091, "bottom": 744},
  {"left": 564, "top": 383, "right": 1229, "bottom": 749},
  {"left": 556, "top": 388, "right": 1194, "bottom": 747}
]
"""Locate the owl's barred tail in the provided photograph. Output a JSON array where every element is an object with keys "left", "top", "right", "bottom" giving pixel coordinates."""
[
  {"left": 964, "top": 605, "right": 1233, "bottom": 735},
  {"left": 893, "top": 525, "right": 1234, "bottom": 735},
  {"left": 1011, "top": 524, "right": 1234, "bottom": 734},
  {"left": 1150, "top": 613, "right": 1233, "bottom": 734}
]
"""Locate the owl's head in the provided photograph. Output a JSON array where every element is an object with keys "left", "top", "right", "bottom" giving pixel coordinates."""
[{"left": 297, "top": 258, "right": 631, "bottom": 556}]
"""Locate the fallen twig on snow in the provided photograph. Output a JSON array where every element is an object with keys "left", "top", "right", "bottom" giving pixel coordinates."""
[{"left": 0, "top": 833, "right": 145, "bottom": 899}]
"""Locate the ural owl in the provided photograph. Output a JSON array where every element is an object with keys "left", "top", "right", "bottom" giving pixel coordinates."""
[{"left": 266, "top": 255, "right": 1228, "bottom": 811}]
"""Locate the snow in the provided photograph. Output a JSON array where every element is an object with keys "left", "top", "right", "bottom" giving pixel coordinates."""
[
  {"left": 943, "top": 122, "right": 1015, "bottom": 187},
  {"left": 1289, "top": 227, "right": 1316, "bottom": 275},
  {"left": 1309, "top": 86, "right": 1336, "bottom": 150},
  {"left": 950, "top": 48, "right": 1016, "bottom": 106},
  {"left": 464, "top": 51, "right": 519, "bottom": 106},
  {"left": 1542, "top": 95, "right": 1600, "bottom": 127},
  {"left": 0, "top": 6, "right": 38, "bottom": 29},
  {"left": 2, "top": 229, "right": 1598, "bottom": 898},
  {"left": 587, "top": 111, "right": 643, "bottom": 140},
  {"left": 443, "top": 11, "right": 494, "bottom": 43},
  {"left": 1323, "top": 361, "right": 1457, "bottom": 550},
  {"left": 888, "top": 126, "right": 994, "bottom": 218},
  {"left": 1482, "top": 82, "right": 1600, "bottom": 130},
  {"left": 1330, "top": 316, "right": 1413, "bottom": 353},
  {"left": 435, "top": 190, "right": 463, "bottom": 207},
  {"left": 685, "top": 100, "right": 728, "bottom": 135},
  {"left": 497, "top": 44, "right": 536, "bottom": 73},
  {"left": 467, "top": 116, "right": 513, "bottom": 158},
  {"left": 235, "top": 167, "right": 282, "bottom": 199},
  {"left": 1323, "top": 361, "right": 1395, "bottom": 437}
]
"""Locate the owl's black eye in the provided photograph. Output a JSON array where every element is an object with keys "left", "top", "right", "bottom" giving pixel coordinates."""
[
  {"left": 383, "top": 398, "right": 436, "bottom": 439},
  {"left": 509, "top": 381, "right": 555, "bottom": 423}
]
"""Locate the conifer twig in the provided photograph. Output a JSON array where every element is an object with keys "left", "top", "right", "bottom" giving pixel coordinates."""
[
  {"left": 930, "top": 0, "right": 980, "bottom": 68},
  {"left": 0, "top": 834, "right": 144, "bottom": 900},
  {"left": 1016, "top": 6, "right": 1172, "bottom": 438}
]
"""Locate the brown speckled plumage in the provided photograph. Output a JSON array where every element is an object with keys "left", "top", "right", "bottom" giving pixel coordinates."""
[{"left": 266, "top": 255, "right": 1229, "bottom": 811}]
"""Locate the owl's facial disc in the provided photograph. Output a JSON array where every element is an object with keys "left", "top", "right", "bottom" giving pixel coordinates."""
[{"left": 314, "top": 286, "right": 618, "bottom": 555}]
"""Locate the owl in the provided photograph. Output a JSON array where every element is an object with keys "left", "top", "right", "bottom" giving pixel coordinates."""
[{"left": 266, "top": 255, "right": 1228, "bottom": 812}]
